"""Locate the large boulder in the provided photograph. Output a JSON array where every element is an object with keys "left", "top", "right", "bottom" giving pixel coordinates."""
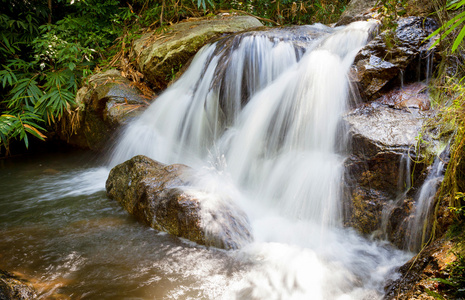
[
  {"left": 343, "top": 102, "right": 432, "bottom": 244},
  {"left": 131, "top": 15, "right": 263, "bottom": 90},
  {"left": 0, "top": 270, "right": 37, "bottom": 300},
  {"left": 352, "top": 17, "right": 439, "bottom": 101},
  {"left": 59, "top": 69, "right": 154, "bottom": 151},
  {"left": 106, "top": 155, "right": 252, "bottom": 250}
]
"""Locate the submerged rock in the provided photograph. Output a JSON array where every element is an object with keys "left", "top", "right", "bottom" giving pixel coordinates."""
[
  {"left": 106, "top": 155, "right": 252, "bottom": 250},
  {"left": 59, "top": 69, "right": 153, "bottom": 151},
  {"left": 378, "top": 82, "right": 430, "bottom": 111},
  {"left": 132, "top": 15, "right": 263, "bottom": 90},
  {"left": 0, "top": 270, "right": 37, "bottom": 300}
]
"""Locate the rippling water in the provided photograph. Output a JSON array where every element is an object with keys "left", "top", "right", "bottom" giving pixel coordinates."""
[{"left": 0, "top": 151, "right": 411, "bottom": 299}]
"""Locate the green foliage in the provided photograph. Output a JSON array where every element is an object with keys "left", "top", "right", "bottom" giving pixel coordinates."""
[
  {"left": 0, "top": 0, "right": 128, "bottom": 154},
  {"left": 376, "top": 0, "right": 407, "bottom": 48},
  {"left": 377, "top": 0, "right": 407, "bottom": 25},
  {"left": 0, "top": 0, "right": 350, "bottom": 155},
  {"left": 198, "top": 0, "right": 215, "bottom": 11},
  {"left": 428, "top": 0, "right": 465, "bottom": 53},
  {"left": 0, "top": 113, "right": 46, "bottom": 154}
]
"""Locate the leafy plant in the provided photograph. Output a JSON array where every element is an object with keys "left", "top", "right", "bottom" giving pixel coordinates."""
[
  {"left": 428, "top": 0, "right": 465, "bottom": 53},
  {"left": 0, "top": 113, "right": 46, "bottom": 155}
]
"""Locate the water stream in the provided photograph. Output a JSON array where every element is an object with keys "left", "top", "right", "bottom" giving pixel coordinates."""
[{"left": 0, "top": 21, "right": 414, "bottom": 299}]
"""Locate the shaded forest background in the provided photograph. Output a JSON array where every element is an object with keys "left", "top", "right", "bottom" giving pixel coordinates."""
[{"left": 1, "top": 0, "right": 465, "bottom": 297}]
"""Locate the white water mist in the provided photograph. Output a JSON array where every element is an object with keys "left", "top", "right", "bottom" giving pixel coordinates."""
[{"left": 110, "top": 20, "right": 412, "bottom": 299}]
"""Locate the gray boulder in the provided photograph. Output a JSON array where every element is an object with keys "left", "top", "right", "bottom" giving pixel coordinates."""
[
  {"left": 106, "top": 155, "right": 253, "bottom": 250},
  {"left": 337, "top": 0, "right": 378, "bottom": 26}
]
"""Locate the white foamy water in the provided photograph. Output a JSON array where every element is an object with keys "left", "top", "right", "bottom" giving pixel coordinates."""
[
  {"left": 0, "top": 20, "right": 412, "bottom": 298},
  {"left": 406, "top": 156, "right": 445, "bottom": 251},
  {"left": 105, "top": 20, "right": 414, "bottom": 299}
]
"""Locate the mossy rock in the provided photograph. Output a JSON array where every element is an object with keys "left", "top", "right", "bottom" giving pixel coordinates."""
[
  {"left": 132, "top": 15, "right": 263, "bottom": 90},
  {"left": 59, "top": 69, "right": 154, "bottom": 151}
]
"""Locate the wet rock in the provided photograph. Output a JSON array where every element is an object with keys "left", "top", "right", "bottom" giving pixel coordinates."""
[
  {"left": 106, "top": 155, "right": 252, "bottom": 250},
  {"left": 384, "top": 239, "right": 457, "bottom": 299},
  {"left": 352, "top": 17, "right": 439, "bottom": 101},
  {"left": 59, "top": 69, "right": 154, "bottom": 151},
  {"left": 342, "top": 185, "right": 387, "bottom": 235},
  {"left": 345, "top": 104, "right": 426, "bottom": 162},
  {"left": 379, "top": 82, "right": 430, "bottom": 111},
  {"left": 343, "top": 104, "right": 429, "bottom": 244},
  {"left": 0, "top": 270, "right": 37, "bottom": 300},
  {"left": 132, "top": 15, "right": 263, "bottom": 90}
]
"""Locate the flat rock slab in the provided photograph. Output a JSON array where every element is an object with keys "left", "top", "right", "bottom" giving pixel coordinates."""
[{"left": 345, "top": 104, "right": 426, "bottom": 158}]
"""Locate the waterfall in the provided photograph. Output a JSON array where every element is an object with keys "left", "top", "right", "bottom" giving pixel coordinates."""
[
  {"left": 406, "top": 157, "right": 445, "bottom": 252},
  {"left": 378, "top": 152, "right": 413, "bottom": 240},
  {"left": 111, "top": 21, "right": 376, "bottom": 225},
  {"left": 109, "top": 20, "right": 412, "bottom": 299}
]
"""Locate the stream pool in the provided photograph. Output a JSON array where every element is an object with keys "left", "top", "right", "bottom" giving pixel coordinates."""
[{"left": 0, "top": 150, "right": 411, "bottom": 299}]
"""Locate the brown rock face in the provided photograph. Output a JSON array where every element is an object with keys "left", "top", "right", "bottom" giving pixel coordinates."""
[
  {"left": 59, "top": 69, "right": 153, "bottom": 151},
  {"left": 132, "top": 15, "right": 263, "bottom": 90},
  {"left": 343, "top": 104, "right": 430, "bottom": 245},
  {"left": 352, "top": 17, "right": 439, "bottom": 101},
  {"left": 106, "top": 155, "right": 252, "bottom": 250},
  {"left": 379, "top": 82, "right": 430, "bottom": 111}
]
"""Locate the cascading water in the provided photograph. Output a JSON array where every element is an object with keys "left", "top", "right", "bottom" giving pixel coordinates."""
[
  {"left": 378, "top": 152, "right": 413, "bottom": 240},
  {"left": 111, "top": 22, "right": 375, "bottom": 225},
  {"left": 108, "top": 21, "right": 412, "bottom": 299},
  {"left": 0, "top": 20, "right": 417, "bottom": 300},
  {"left": 406, "top": 156, "right": 446, "bottom": 252}
]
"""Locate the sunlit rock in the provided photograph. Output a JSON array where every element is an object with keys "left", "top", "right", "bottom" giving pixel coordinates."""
[
  {"left": 59, "top": 69, "right": 153, "bottom": 151},
  {"left": 384, "top": 239, "right": 457, "bottom": 299},
  {"left": 336, "top": 0, "right": 378, "bottom": 26},
  {"left": 132, "top": 15, "right": 263, "bottom": 90},
  {"left": 106, "top": 155, "right": 252, "bottom": 250}
]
